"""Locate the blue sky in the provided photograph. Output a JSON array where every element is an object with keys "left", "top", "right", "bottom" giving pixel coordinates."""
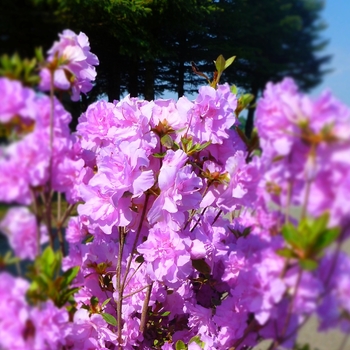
[{"left": 311, "top": 1, "right": 350, "bottom": 106}]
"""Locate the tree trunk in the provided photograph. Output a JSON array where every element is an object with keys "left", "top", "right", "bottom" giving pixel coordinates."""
[
  {"left": 107, "top": 59, "right": 120, "bottom": 102},
  {"left": 128, "top": 58, "right": 139, "bottom": 97},
  {"left": 177, "top": 33, "right": 186, "bottom": 99},
  {"left": 144, "top": 60, "right": 155, "bottom": 100},
  {"left": 245, "top": 85, "right": 259, "bottom": 139},
  {"left": 177, "top": 60, "right": 185, "bottom": 99}
]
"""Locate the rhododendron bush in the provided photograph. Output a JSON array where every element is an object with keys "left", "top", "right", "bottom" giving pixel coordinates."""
[{"left": 0, "top": 30, "right": 350, "bottom": 350}]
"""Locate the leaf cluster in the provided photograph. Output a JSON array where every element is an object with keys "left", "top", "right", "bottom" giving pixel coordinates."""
[
  {"left": 26, "top": 246, "right": 80, "bottom": 307},
  {"left": 278, "top": 213, "right": 340, "bottom": 270},
  {"left": 0, "top": 50, "right": 43, "bottom": 87}
]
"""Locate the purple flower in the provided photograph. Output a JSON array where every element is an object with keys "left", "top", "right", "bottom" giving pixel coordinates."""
[
  {"left": 66, "top": 308, "right": 117, "bottom": 349},
  {"left": 213, "top": 296, "right": 248, "bottom": 347},
  {"left": 185, "top": 302, "right": 216, "bottom": 348},
  {"left": 201, "top": 150, "right": 259, "bottom": 212},
  {"left": 148, "top": 150, "right": 202, "bottom": 227},
  {"left": 317, "top": 251, "right": 350, "bottom": 332},
  {"left": 29, "top": 300, "right": 70, "bottom": 349},
  {"left": 230, "top": 236, "right": 286, "bottom": 325},
  {"left": 78, "top": 141, "right": 154, "bottom": 234},
  {"left": 121, "top": 317, "right": 143, "bottom": 347},
  {"left": 77, "top": 100, "right": 120, "bottom": 148},
  {"left": 151, "top": 98, "right": 187, "bottom": 133},
  {"left": 0, "top": 273, "right": 30, "bottom": 350},
  {"left": 0, "top": 77, "right": 36, "bottom": 123},
  {"left": 40, "top": 29, "right": 99, "bottom": 101},
  {"left": 182, "top": 83, "right": 237, "bottom": 144},
  {"left": 0, "top": 207, "right": 47, "bottom": 260},
  {"left": 255, "top": 77, "right": 301, "bottom": 157},
  {"left": 137, "top": 223, "right": 192, "bottom": 286},
  {"left": 307, "top": 89, "right": 350, "bottom": 138}
]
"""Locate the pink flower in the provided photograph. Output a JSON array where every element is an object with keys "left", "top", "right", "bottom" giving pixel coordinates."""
[
  {"left": 29, "top": 300, "right": 70, "bottom": 350},
  {"left": 0, "top": 273, "right": 30, "bottom": 350},
  {"left": 213, "top": 296, "right": 248, "bottom": 347},
  {"left": 137, "top": 223, "right": 192, "bottom": 286},
  {"left": 0, "top": 77, "right": 36, "bottom": 123},
  {"left": 77, "top": 100, "right": 120, "bottom": 148},
  {"left": 40, "top": 30, "right": 99, "bottom": 101},
  {"left": 255, "top": 77, "right": 300, "bottom": 156},
  {"left": 0, "top": 207, "right": 47, "bottom": 260},
  {"left": 151, "top": 98, "right": 187, "bottom": 135},
  {"left": 66, "top": 308, "right": 117, "bottom": 349},
  {"left": 181, "top": 83, "right": 237, "bottom": 144},
  {"left": 148, "top": 149, "right": 202, "bottom": 227},
  {"left": 317, "top": 251, "right": 350, "bottom": 332},
  {"left": 78, "top": 141, "right": 154, "bottom": 234}
]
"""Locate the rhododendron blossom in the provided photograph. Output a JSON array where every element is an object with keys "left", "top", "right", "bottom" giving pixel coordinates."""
[{"left": 40, "top": 29, "right": 99, "bottom": 101}]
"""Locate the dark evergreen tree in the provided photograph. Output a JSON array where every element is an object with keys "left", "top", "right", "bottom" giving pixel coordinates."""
[
  {"left": 1, "top": 0, "right": 330, "bottom": 132},
  {"left": 198, "top": 0, "right": 330, "bottom": 137}
]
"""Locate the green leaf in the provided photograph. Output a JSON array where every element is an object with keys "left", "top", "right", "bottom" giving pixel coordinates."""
[
  {"left": 160, "top": 311, "right": 171, "bottom": 317},
  {"left": 297, "top": 214, "right": 340, "bottom": 259},
  {"left": 189, "top": 335, "right": 205, "bottom": 347},
  {"left": 41, "top": 246, "right": 56, "bottom": 268},
  {"left": 161, "top": 134, "right": 174, "bottom": 148},
  {"left": 231, "top": 85, "right": 238, "bottom": 95},
  {"left": 293, "top": 343, "right": 311, "bottom": 350},
  {"left": 101, "top": 298, "right": 112, "bottom": 308},
  {"left": 299, "top": 259, "right": 318, "bottom": 271},
  {"left": 313, "top": 227, "right": 340, "bottom": 252},
  {"left": 0, "top": 250, "right": 20, "bottom": 266},
  {"left": 173, "top": 142, "right": 180, "bottom": 150},
  {"left": 152, "top": 152, "right": 166, "bottom": 158},
  {"left": 282, "top": 223, "right": 302, "bottom": 249},
  {"left": 83, "top": 234, "right": 94, "bottom": 244},
  {"left": 197, "top": 141, "right": 212, "bottom": 152},
  {"left": 192, "top": 259, "right": 211, "bottom": 276},
  {"left": 57, "top": 287, "right": 80, "bottom": 307},
  {"left": 214, "top": 54, "right": 226, "bottom": 73},
  {"left": 224, "top": 55, "right": 236, "bottom": 69},
  {"left": 90, "top": 296, "right": 99, "bottom": 307},
  {"left": 276, "top": 248, "right": 297, "bottom": 258},
  {"left": 61, "top": 266, "right": 80, "bottom": 289},
  {"left": 175, "top": 340, "right": 187, "bottom": 350},
  {"left": 102, "top": 312, "right": 117, "bottom": 326},
  {"left": 310, "top": 212, "right": 329, "bottom": 237},
  {"left": 240, "top": 93, "right": 254, "bottom": 106}
]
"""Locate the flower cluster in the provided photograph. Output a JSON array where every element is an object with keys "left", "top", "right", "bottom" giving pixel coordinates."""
[
  {"left": 40, "top": 29, "right": 99, "bottom": 101},
  {"left": 0, "top": 31, "right": 350, "bottom": 350}
]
